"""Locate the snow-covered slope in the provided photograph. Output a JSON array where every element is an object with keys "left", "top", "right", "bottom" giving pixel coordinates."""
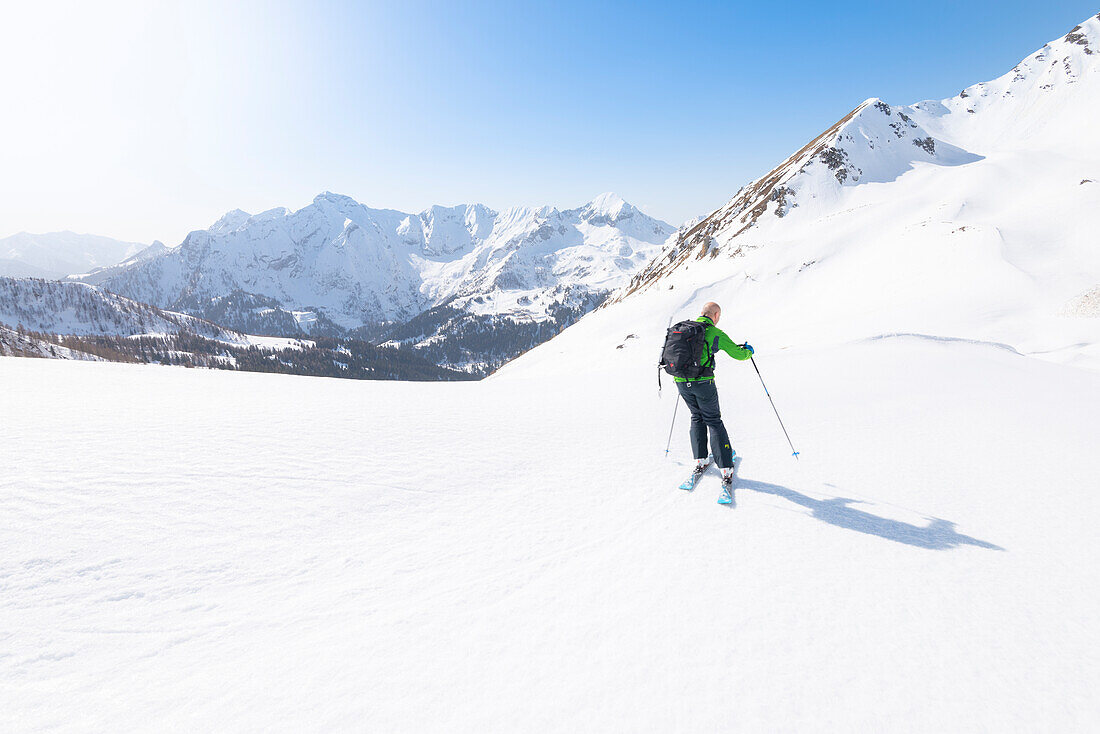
[
  {"left": 3, "top": 330, "right": 1097, "bottom": 730},
  {"left": 622, "top": 15, "right": 1100, "bottom": 370},
  {"left": 0, "top": 277, "right": 242, "bottom": 341},
  {"left": 0, "top": 231, "right": 147, "bottom": 280},
  {"left": 0, "top": 323, "right": 101, "bottom": 360},
  {"left": 96, "top": 193, "right": 674, "bottom": 330}
]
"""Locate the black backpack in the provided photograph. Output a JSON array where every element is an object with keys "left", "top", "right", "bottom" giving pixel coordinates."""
[{"left": 659, "top": 320, "right": 709, "bottom": 379}]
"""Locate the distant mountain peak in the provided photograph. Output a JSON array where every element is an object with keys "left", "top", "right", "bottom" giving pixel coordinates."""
[
  {"left": 312, "top": 191, "right": 363, "bottom": 210},
  {"left": 589, "top": 192, "right": 628, "bottom": 215},
  {"left": 210, "top": 209, "right": 252, "bottom": 233},
  {"left": 587, "top": 191, "right": 631, "bottom": 217},
  {"left": 254, "top": 207, "right": 290, "bottom": 222},
  {"left": 567, "top": 192, "right": 649, "bottom": 227},
  {"left": 94, "top": 191, "right": 674, "bottom": 337}
]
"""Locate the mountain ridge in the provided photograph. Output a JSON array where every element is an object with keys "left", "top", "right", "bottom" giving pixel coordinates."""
[
  {"left": 615, "top": 14, "right": 1100, "bottom": 312},
  {"left": 89, "top": 192, "right": 675, "bottom": 372}
]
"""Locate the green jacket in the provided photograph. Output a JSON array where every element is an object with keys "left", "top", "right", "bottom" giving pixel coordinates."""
[{"left": 674, "top": 315, "right": 752, "bottom": 382}]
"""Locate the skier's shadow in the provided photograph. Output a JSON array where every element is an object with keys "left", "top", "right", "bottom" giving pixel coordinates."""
[{"left": 736, "top": 477, "right": 1004, "bottom": 551}]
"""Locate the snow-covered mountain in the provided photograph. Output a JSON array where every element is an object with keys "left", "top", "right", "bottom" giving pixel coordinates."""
[
  {"left": 87, "top": 193, "right": 672, "bottom": 372},
  {"left": 0, "top": 323, "right": 103, "bottom": 360},
  {"left": 75, "top": 240, "right": 171, "bottom": 286},
  {"left": 97, "top": 195, "right": 672, "bottom": 321},
  {"left": 616, "top": 14, "right": 1100, "bottom": 370},
  {"left": 0, "top": 231, "right": 147, "bottom": 280},
  {"left": 0, "top": 277, "right": 242, "bottom": 341},
  {"left": 0, "top": 193, "right": 672, "bottom": 376},
  {"left": 416, "top": 193, "right": 672, "bottom": 315},
  {"left": 0, "top": 277, "right": 471, "bottom": 380}
]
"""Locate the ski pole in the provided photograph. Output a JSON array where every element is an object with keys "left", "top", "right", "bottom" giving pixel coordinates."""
[
  {"left": 658, "top": 313, "right": 674, "bottom": 394},
  {"left": 664, "top": 397, "right": 679, "bottom": 458},
  {"left": 661, "top": 312, "right": 679, "bottom": 456},
  {"left": 749, "top": 355, "right": 800, "bottom": 460}
]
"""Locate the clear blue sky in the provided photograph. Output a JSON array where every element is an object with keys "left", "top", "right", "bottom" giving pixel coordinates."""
[{"left": 2, "top": 0, "right": 1097, "bottom": 243}]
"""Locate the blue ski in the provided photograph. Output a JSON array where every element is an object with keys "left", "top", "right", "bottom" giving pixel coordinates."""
[
  {"left": 717, "top": 480, "right": 734, "bottom": 504},
  {"left": 678, "top": 460, "right": 711, "bottom": 490},
  {"left": 717, "top": 456, "right": 739, "bottom": 504}
]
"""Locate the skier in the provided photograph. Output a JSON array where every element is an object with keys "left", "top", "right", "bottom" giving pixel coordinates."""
[{"left": 666, "top": 302, "right": 753, "bottom": 503}]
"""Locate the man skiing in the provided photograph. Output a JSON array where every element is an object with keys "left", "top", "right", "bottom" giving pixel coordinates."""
[{"left": 668, "top": 302, "right": 753, "bottom": 503}]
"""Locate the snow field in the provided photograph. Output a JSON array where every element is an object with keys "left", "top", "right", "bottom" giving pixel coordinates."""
[{"left": 3, "top": 320, "right": 1098, "bottom": 731}]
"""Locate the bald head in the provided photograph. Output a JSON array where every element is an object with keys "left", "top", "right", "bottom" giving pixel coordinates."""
[{"left": 701, "top": 302, "right": 722, "bottom": 324}]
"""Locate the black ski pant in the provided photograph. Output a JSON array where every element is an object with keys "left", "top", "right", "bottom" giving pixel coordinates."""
[{"left": 676, "top": 379, "right": 734, "bottom": 468}]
